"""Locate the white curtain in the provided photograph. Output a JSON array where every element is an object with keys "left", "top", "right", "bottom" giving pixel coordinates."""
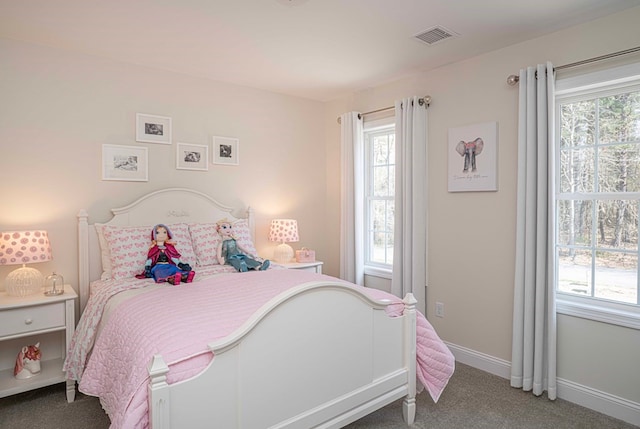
[
  {"left": 392, "top": 97, "right": 428, "bottom": 313},
  {"left": 511, "top": 62, "right": 557, "bottom": 400},
  {"left": 339, "top": 112, "right": 364, "bottom": 285}
]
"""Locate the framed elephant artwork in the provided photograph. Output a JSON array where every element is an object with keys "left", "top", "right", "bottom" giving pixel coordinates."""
[{"left": 447, "top": 121, "right": 498, "bottom": 192}]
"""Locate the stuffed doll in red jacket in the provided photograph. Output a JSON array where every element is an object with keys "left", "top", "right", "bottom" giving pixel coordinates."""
[{"left": 136, "top": 224, "right": 195, "bottom": 284}]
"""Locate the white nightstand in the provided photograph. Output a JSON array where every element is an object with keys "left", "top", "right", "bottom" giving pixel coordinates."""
[
  {"left": 280, "top": 261, "right": 323, "bottom": 274},
  {"left": 0, "top": 285, "right": 77, "bottom": 402}
]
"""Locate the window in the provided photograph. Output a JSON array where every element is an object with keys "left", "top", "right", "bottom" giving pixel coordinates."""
[
  {"left": 555, "top": 63, "right": 640, "bottom": 328},
  {"left": 363, "top": 118, "right": 395, "bottom": 275}
]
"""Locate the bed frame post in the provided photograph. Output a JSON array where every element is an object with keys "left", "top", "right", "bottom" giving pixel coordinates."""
[
  {"left": 77, "top": 209, "right": 89, "bottom": 312},
  {"left": 148, "top": 354, "right": 171, "bottom": 429},
  {"left": 402, "top": 292, "right": 417, "bottom": 425}
]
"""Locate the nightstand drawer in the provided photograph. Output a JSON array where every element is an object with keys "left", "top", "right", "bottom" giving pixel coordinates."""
[{"left": 0, "top": 303, "right": 65, "bottom": 338}]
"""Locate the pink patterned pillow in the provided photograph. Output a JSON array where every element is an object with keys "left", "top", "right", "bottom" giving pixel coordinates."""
[
  {"left": 188, "top": 223, "right": 221, "bottom": 267},
  {"left": 102, "top": 223, "right": 196, "bottom": 280},
  {"left": 166, "top": 224, "right": 196, "bottom": 266},
  {"left": 188, "top": 219, "right": 257, "bottom": 267},
  {"left": 101, "top": 225, "right": 149, "bottom": 279},
  {"left": 233, "top": 219, "right": 258, "bottom": 257}
]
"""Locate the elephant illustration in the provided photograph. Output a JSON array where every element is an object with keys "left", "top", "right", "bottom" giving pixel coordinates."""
[{"left": 455, "top": 138, "right": 484, "bottom": 173}]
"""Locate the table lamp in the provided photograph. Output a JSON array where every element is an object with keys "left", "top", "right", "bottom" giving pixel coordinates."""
[
  {"left": 0, "top": 230, "right": 52, "bottom": 297},
  {"left": 269, "top": 219, "right": 299, "bottom": 263}
]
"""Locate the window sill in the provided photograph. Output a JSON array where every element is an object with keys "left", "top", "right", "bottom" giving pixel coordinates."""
[
  {"left": 364, "top": 265, "right": 392, "bottom": 280},
  {"left": 556, "top": 295, "right": 640, "bottom": 330}
]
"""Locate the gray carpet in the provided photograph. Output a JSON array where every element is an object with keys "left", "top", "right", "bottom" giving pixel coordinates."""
[{"left": 0, "top": 363, "right": 637, "bottom": 428}]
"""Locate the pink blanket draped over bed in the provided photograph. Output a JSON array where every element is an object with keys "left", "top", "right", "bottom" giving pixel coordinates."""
[{"left": 71, "top": 270, "right": 455, "bottom": 429}]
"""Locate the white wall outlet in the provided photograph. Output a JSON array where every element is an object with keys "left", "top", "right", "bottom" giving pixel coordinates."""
[{"left": 435, "top": 301, "right": 445, "bottom": 318}]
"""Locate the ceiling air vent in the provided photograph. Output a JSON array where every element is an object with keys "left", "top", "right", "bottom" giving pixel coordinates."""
[{"left": 414, "top": 26, "right": 458, "bottom": 45}]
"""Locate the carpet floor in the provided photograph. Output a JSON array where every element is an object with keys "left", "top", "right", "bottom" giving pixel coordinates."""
[{"left": 0, "top": 362, "right": 637, "bottom": 428}]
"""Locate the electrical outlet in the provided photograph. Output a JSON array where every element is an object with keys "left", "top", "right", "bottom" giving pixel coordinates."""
[{"left": 435, "top": 301, "right": 445, "bottom": 318}]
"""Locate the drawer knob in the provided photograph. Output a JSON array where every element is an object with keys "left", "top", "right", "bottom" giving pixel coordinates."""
[{"left": 24, "top": 318, "right": 33, "bottom": 325}]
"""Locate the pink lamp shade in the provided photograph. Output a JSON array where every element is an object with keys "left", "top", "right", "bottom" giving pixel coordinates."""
[
  {"left": 0, "top": 230, "right": 52, "bottom": 297},
  {"left": 269, "top": 219, "right": 299, "bottom": 263},
  {"left": 268, "top": 219, "right": 299, "bottom": 244}
]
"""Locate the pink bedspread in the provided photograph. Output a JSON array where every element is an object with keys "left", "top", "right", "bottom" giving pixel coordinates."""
[{"left": 73, "top": 270, "right": 454, "bottom": 429}]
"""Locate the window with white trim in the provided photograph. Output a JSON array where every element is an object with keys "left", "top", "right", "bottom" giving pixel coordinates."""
[
  {"left": 555, "top": 63, "right": 640, "bottom": 328},
  {"left": 363, "top": 118, "right": 395, "bottom": 276}
]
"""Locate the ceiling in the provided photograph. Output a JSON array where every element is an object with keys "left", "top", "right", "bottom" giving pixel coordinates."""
[{"left": 2, "top": 0, "right": 639, "bottom": 101}]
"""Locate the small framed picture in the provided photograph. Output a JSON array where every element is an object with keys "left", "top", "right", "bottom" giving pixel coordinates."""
[
  {"left": 212, "top": 136, "right": 239, "bottom": 166},
  {"left": 102, "top": 144, "right": 149, "bottom": 182},
  {"left": 176, "top": 142, "right": 209, "bottom": 171},
  {"left": 447, "top": 121, "right": 498, "bottom": 192},
  {"left": 136, "top": 113, "right": 172, "bottom": 144}
]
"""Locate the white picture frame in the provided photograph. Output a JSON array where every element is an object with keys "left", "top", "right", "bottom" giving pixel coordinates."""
[
  {"left": 176, "top": 142, "right": 209, "bottom": 171},
  {"left": 212, "top": 136, "right": 239, "bottom": 165},
  {"left": 136, "top": 113, "right": 172, "bottom": 144},
  {"left": 102, "top": 144, "right": 149, "bottom": 182},
  {"left": 447, "top": 121, "right": 498, "bottom": 192}
]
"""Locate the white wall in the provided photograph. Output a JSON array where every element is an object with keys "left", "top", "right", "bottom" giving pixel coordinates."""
[
  {"left": 325, "top": 5, "right": 640, "bottom": 423},
  {"left": 0, "top": 38, "right": 329, "bottom": 294}
]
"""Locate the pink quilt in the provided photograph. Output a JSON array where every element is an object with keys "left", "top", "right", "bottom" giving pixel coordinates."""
[{"left": 71, "top": 270, "right": 454, "bottom": 429}]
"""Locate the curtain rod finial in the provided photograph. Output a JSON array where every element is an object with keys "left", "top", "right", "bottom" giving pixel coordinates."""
[
  {"left": 423, "top": 95, "right": 431, "bottom": 106},
  {"left": 507, "top": 75, "right": 520, "bottom": 86}
]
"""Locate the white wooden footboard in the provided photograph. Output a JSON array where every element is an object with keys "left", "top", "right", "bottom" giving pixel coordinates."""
[{"left": 148, "top": 282, "right": 417, "bottom": 429}]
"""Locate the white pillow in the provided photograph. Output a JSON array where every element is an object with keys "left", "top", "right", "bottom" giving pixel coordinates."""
[
  {"left": 101, "top": 223, "right": 197, "bottom": 280},
  {"left": 94, "top": 223, "right": 112, "bottom": 280}
]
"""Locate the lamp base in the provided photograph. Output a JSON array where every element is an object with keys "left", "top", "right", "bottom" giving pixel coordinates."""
[
  {"left": 273, "top": 243, "right": 294, "bottom": 264},
  {"left": 5, "top": 265, "right": 44, "bottom": 297}
]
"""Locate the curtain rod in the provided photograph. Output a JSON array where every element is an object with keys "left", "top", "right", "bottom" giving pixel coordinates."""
[
  {"left": 506, "top": 45, "right": 640, "bottom": 86},
  {"left": 336, "top": 95, "right": 431, "bottom": 124}
]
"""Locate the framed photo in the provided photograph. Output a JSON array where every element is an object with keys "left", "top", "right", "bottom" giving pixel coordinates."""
[
  {"left": 447, "top": 121, "right": 498, "bottom": 192},
  {"left": 102, "top": 144, "right": 148, "bottom": 182},
  {"left": 212, "top": 136, "right": 239, "bottom": 165},
  {"left": 136, "top": 113, "right": 172, "bottom": 144},
  {"left": 176, "top": 142, "right": 209, "bottom": 171}
]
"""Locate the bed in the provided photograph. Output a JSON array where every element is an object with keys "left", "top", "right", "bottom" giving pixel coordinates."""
[{"left": 65, "top": 187, "right": 455, "bottom": 428}]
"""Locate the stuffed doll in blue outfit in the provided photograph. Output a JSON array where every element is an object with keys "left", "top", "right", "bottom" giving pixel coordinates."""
[
  {"left": 136, "top": 224, "right": 195, "bottom": 285},
  {"left": 216, "top": 218, "right": 270, "bottom": 272}
]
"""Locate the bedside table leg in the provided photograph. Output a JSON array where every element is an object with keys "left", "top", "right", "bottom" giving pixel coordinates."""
[{"left": 66, "top": 379, "right": 76, "bottom": 402}]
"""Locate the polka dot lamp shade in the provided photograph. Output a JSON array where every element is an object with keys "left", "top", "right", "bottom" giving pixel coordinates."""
[
  {"left": 269, "top": 219, "right": 299, "bottom": 263},
  {"left": 268, "top": 219, "right": 299, "bottom": 244},
  {"left": 0, "top": 230, "right": 52, "bottom": 296}
]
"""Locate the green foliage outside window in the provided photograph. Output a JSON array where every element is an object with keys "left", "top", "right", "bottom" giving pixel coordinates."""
[{"left": 557, "top": 88, "right": 640, "bottom": 305}]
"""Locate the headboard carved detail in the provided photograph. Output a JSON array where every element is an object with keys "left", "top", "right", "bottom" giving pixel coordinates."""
[{"left": 166, "top": 210, "right": 190, "bottom": 218}]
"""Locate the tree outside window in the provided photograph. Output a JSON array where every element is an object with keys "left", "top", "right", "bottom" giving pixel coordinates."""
[{"left": 556, "top": 86, "right": 640, "bottom": 306}]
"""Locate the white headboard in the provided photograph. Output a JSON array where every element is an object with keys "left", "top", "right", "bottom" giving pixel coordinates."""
[{"left": 77, "top": 188, "right": 254, "bottom": 311}]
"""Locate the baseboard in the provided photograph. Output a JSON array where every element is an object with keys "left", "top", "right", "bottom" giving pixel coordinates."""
[
  {"left": 556, "top": 378, "right": 640, "bottom": 426},
  {"left": 445, "top": 341, "right": 640, "bottom": 427},
  {"left": 445, "top": 342, "right": 511, "bottom": 379}
]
